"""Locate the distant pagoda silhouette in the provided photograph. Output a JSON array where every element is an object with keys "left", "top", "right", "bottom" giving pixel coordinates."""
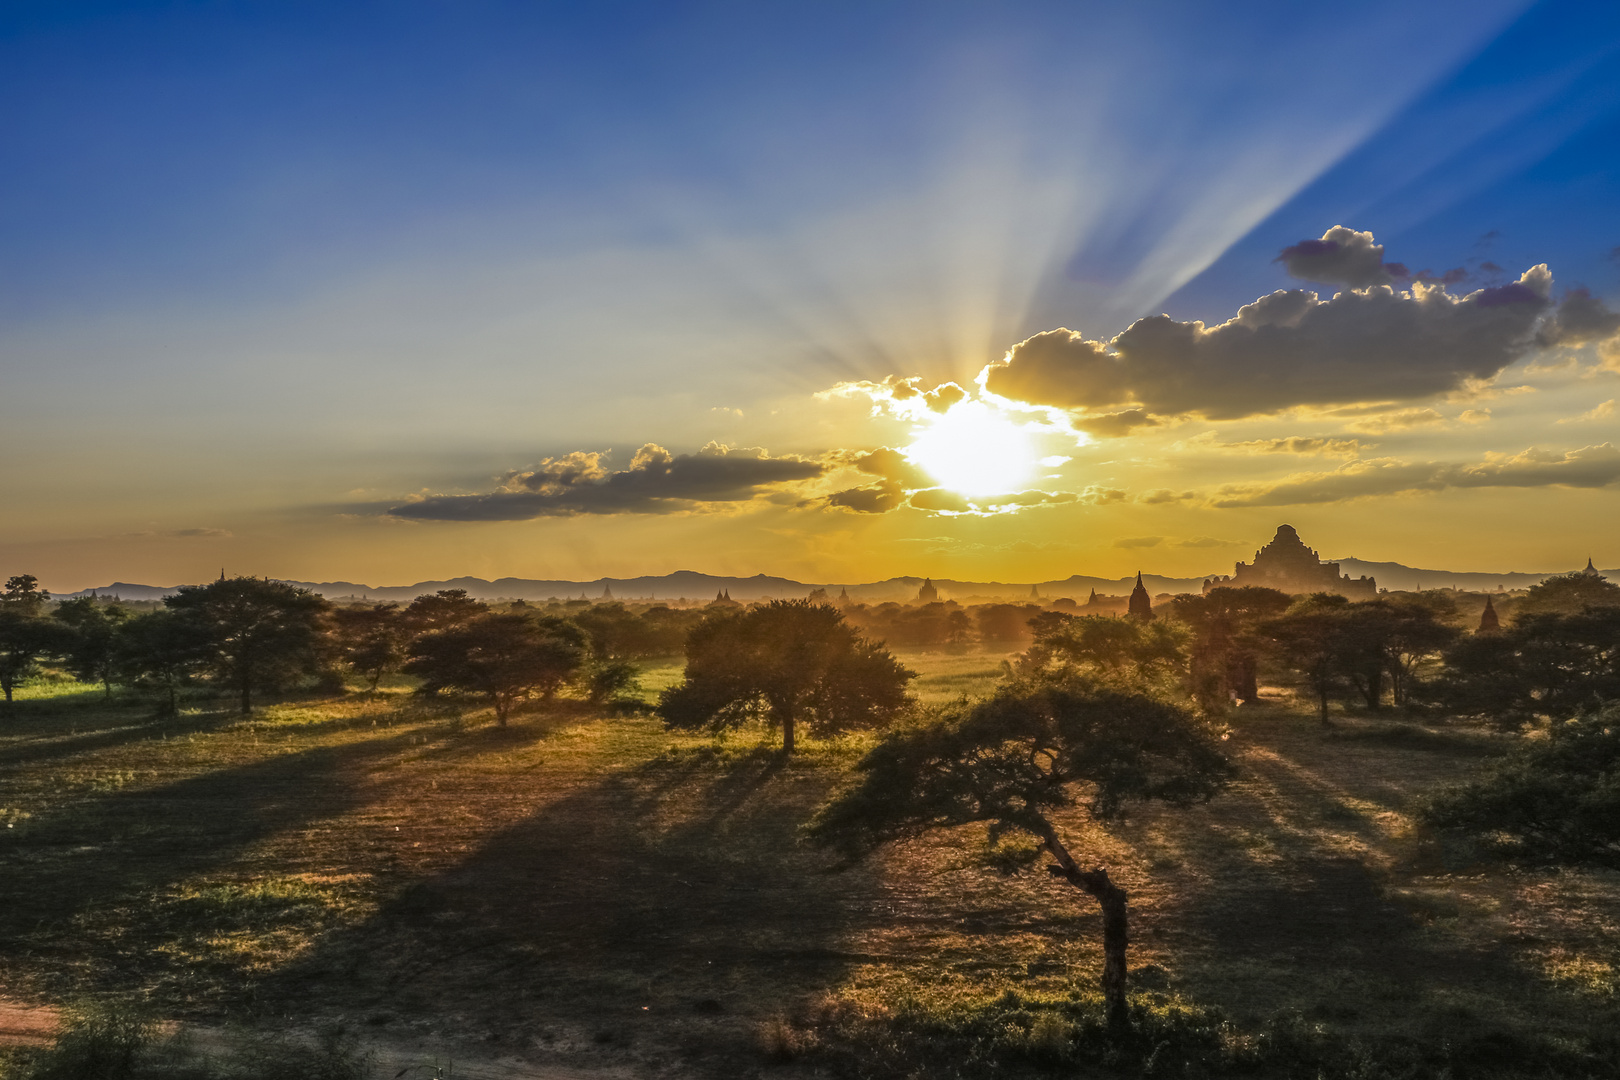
[
  {"left": 1477, "top": 594, "right": 1500, "bottom": 634},
  {"left": 917, "top": 578, "right": 938, "bottom": 603},
  {"left": 1203, "top": 524, "right": 1377, "bottom": 599},
  {"left": 1127, "top": 572, "right": 1154, "bottom": 620}
]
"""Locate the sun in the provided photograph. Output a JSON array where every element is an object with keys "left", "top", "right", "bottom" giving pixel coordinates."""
[{"left": 904, "top": 400, "right": 1039, "bottom": 497}]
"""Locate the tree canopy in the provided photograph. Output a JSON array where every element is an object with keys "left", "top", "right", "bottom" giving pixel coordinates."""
[
  {"left": 403, "top": 612, "right": 588, "bottom": 724},
  {"left": 806, "top": 678, "right": 1232, "bottom": 1028},
  {"left": 658, "top": 599, "right": 914, "bottom": 753},
  {"left": 165, "top": 577, "right": 330, "bottom": 714}
]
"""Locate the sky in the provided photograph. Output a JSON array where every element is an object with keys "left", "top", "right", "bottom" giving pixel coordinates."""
[{"left": 4, "top": 0, "right": 1620, "bottom": 592}]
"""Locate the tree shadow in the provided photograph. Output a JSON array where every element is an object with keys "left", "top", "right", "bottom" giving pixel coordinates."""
[{"left": 252, "top": 746, "right": 874, "bottom": 1051}]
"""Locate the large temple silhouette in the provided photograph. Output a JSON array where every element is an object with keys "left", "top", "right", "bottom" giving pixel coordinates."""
[{"left": 1202, "top": 524, "right": 1377, "bottom": 600}]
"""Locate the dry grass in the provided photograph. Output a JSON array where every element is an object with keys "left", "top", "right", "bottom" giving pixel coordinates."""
[{"left": 0, "top": 663, "right": 1616, "bottom": 1076}]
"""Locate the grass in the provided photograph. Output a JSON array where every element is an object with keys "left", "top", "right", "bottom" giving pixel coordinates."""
[{"left": 0, "top": 657, "right": 1616, "bottom": 1077}]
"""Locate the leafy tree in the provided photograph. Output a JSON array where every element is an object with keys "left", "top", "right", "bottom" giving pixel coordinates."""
[
  {"left": 1261, "top": 594, "right": 1349, "bottom": 723},
  {"left": 114, "top": 609, "right": 212, "bottom": 715},
  {"left": 580, "top": 657, "right": 642, "bottom": 706},
  {"left": 805, "top": 679, "right": 1233, "bottom": 1030},
  {"left": 659, "top": 600, "right": 914, "bottom": 754},
  {"left": 1164, "top": 587, "right": 1291, "bottom": 709},
  {"left": 1434, "top": 607, "right": 1620, "bottom": 727},
  {"left": 975, "top": 603, "right": 1043, "bottom": 644},
  {"left": 403, "top": 612, "right": 588, "bottom": 724},
  {"left": 1015, "top": 612, "right": 1185, "bottom": 690},
  {"left": 53, "top": 598, "right": 130, "bottom": 698},
  {"left": 0, "top": 575, "right": 68, "bottom": 705},
  {"left": 330, "top": 603, "right": 407, "bottom": 691},
  {"left": 165, "top": 577, "right": 331, "bottom": 714},
  {"left": 1515, "top": 571, "right": 1620, "bottom": 618},
  {"left": 1423, "top": 705, "right": 1620, "bottom": 865},
  {"left": 402, "top": 589, "right": 489, "bottom": 633}
]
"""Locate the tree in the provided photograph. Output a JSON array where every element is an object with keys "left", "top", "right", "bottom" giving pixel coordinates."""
[
  {"left": 53, "top": 598, "right": 130, "bottom": 698},
  {"left": 1434, "top": 607, "right": 1620, "bottom": 727},
  {"left": 165, "top": 577, "right": 331, "bottom": 714},
  {"left": 805, "top": 679, "right": 1233, "bottom": 1030},
  {"left": 114, "top": 609, "right": 212, "bottom": 715},
  {"left": 402, "top": 589, "right": 489, "bottom": 633},
  {"left": 0, "top": 575, "right": 67, "bottom": 705},
  {"left": 1515, "top": 571, "right": 1620, "bottom": 618},
  {"left": 659, "top": 600, "right": 914, "bottom": 754},
  {"left": 1163, "top": 587, "right": 1291, "bottom": 708},
  {"left": 1423, "top": 705, "right": 1620, "bottom": 865},
  {"left": 330, "top": 603, "right": 407, "bottom": 691},
  {"left": 403, "top": 612, "right": 587, "bottom": 724},
  {"left": 1015, "top": 612, "right": 1186, "bottom": 690},
  {"left": 1262, "top": 594, "right": 1350, "bottom": 723}
]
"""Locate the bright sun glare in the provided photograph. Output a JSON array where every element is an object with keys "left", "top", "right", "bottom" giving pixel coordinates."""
[{"left": 904, "top": 401, "right": 1039, "bottom": 498}]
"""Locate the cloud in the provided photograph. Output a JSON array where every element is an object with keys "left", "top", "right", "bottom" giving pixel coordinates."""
[
  {"left": 1345, "top": 407, "right": 1446, "bottom": 433},
  {"left": 1176, "top": 536, "right": 1240, "bottom": 548},
  {"left": 1070, "top": 409, "right": 1160, "bottom": 439},
  {"left": 843, "top": 447, "right": 934, "bottom": 489},
  {"left": 172, "top": 528, "right": 232, "bottom": 537},
  {"left": 1220, "top": 436, "right": 1363, "bottom": 458},
  {"left": 1458, "top": 409, "right": 1491, "bottom": 424},
  {"left": 1536, "top": 288, "right": 1620, "bottom": 347},
  {"left": 390, "top": 442, "right": 825, "bottom": 521},
  {"left": 823, "top": 375, "right": 969, "bottom": 418},
  {"left": 1114, "top": 536, "right": 1164, "bottom": 549},
  {"left": 825, "top": 480, "right": 905, "bottom": 514},
  {"left": 1139, "top": 488, "right": 1196, "bottom": 504},
  {"left": 983, "top": 258, "right": 1554, "bottom": 421},
  {"left": 1077, "top": 485, "right": 1129, "bottom": 504},
  {"left": 1212, "top": 443, "right": 1620, "bottom": 507},
  {"left": 1276, "top": 226, "right": 1393, "bottom": 288},
  {"left": 1558, "top": 399, "right": 1617, "bottom": 424}
]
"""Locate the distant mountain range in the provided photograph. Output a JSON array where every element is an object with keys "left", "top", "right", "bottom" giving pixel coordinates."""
[{"left": 63, "top": 559, "right": 1614, "bottom": 604}]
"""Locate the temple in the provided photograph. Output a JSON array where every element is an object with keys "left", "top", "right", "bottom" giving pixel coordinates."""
[
  {"left": 916, "top": 578, "right": 938, "bottom": 603},
  {"left": 1127, "top": 572, "right": 1154, "bottom": 620},
  {"left": 1477, "top": 595, "right": 1500, "bottom": 634},
  {"left": 1202, "top": 524, "right": 1377, "bottom": 599}
]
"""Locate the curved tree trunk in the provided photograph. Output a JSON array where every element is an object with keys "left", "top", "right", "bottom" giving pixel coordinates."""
[
  {"left": 782, "top": 709, "right": 796, "bottom": 755},
  {"left": 1038, "top": 823, "right": 1131, "bottom": 1031}
]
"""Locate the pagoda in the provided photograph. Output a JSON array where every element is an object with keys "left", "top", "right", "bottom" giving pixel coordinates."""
[
  {"left": 1477, "top": 595, "right": 1500, "bottom": 634},
  {"left": 1202, "top": 524, "right": 1377, "bottom": 599},
  {"left": 917, "top": 578, "right": 939, "bottom": 603},
  {"left": 1127, "top": 572, "right": 1154, "bottom": 620}
]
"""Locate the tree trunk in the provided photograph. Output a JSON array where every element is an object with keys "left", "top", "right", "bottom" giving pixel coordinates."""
[
  {"left": 782, "top": 710, "right": 796, "bottom": 755},
  {"left": 1038, "top": 823, "right": 1130, "bottom": 1031},
  {"left": 240, "top": 678, "right": 252, "bottom": 715}
]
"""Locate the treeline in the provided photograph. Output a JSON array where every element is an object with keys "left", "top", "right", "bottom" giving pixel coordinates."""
[{"left": 0, "top": 575, "right": 672, "bottom": 720}]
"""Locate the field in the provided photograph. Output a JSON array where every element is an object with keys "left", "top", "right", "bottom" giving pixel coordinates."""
[{"left": 0, "top": 650, "right": 1617, "bottom": 1077}]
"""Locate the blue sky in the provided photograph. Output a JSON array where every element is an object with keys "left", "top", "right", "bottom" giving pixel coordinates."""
[{"left": 3, "top": 1, "right": 1619, "bottom": 588}]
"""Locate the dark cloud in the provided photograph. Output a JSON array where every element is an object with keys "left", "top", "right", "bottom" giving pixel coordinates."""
[
  {"left": 1176, "top": 536, "right": 1239, "bottom": 548},
  {"left": 826, "top": 480, "right": 905, "bottom": 514},
  {"left": 983, "top": 262, "right": 1553, "bottom": 420},
  {"left": 1276, "top": 226, "right": 1392, "bottom": 288},
  {"left": 390, "top": 443, "right": 825, "bottom": 521},
  {"left": 1212, "top": 443, "right": 1620, "bottom": 507},
  {"left": 845, "top": 447, "right": 934, "bottom": 488},
  {"left": 908, "top": 488, "right": 972, "bottom": 514},
  {"left": 1536, "top": 288, "right": 1620, "bottom": 347},
  {"left": 1114, "top": 536, "right": 1164, "bottom": 549},
  {"left": 173, "top": 527, "right": 231, "bottom": 537},
  {"left": 1070, "top": 409, "right": 1160, "bottom": 439},
  {"left": 1139, "top": 489, "right": 1196, "bottom": 504}
]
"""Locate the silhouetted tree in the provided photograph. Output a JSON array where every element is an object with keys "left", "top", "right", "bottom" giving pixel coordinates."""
[
  {"left": 975, "top": 603, "right": 1043, "bottom": 644},
  {"left": 166, "top": 577, "right": 331, "bottom": 714},
  {"left": 1434, "top": 607, "right": 1620, "bottom": 727},
  {"left": 659, "top": 600, "right": 914, "bottom": 754},
  {"left": 1515, "top": 571, "right": 1620, "bottom": 618},
  {"left": 805, "top": 679, "right": 1232, "bottom": 1030},
  {"left": 1164, "top": 587, "right": 1291, "bottom": 709},
  {"left": 404, "top": 612, "right": 588, "bottom": 724},
  {"left": 53, "top": 598, "right": 130, "bottom": 698},
  {"left": 580, "top": 657, "right": 641, "bottom": 706},
  {"left": 0, "top": 575, "right": 67, "bottom": 705},
  {"left": 114, "top": 609, "right": 212, "bottom": 715},
  {"left": 402, "top": 589, "right": 489, "bottom": 634},
  {"left": 1262, "top": 594, "right": 1349, "bottom": 723},
  {"left": 331, "top": 603, "right": 407, "bottom": 691},
  {"left": 1423, "top": 705, "right": 1620, "bottom": 865}
]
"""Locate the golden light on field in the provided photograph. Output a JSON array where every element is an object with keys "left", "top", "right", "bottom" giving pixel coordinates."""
[{"left": 904, "top": 400, "right": 1039, "bottom": 497}]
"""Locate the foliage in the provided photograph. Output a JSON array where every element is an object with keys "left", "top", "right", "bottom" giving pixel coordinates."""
[
  {"left": 113, "top": 609, "right": 212, "bottom": 714},
  {"left": 973, "top": 603, "right": 1044, "bottom": 644},
  {"left": 1014, "top": 612, "right": 1187, "bottom": 691},
  {"left": 580, "top": 656, "right": 641, "bottom": 705},
  {"left": 403, "top": 611, "right": 588, "bottom": 723},
  {"left": 328, "top": 603, "right": 407, "bottom": 691},
  {"left": 53, "top": 598, "right": 131, "bottom": 698},
  {"left": 1434, "top": 607, "right": 1620, "bottom": 727},
  {"left": 165, "top": 578, "right": 331, "bottom": 714},
  {"left": 843, "top": 601, "right": 974, "bottom": 648},
  {"left": 570, "top": 601, "right": 701, "bottom": 658},
  {"left": 1515, "top": 570, "right": 1620, "bottom": 617},
  {"left": 0, "top": 575, "right": 70, "bottom": 705},
  {"left": 659, "top": 599, "right": 915, "bottom": 753},
  {"left": 1163, "top": 586, "right": 1291, "bottom": 709},
  {"left": 806, "top": 677, "right": 1232, "bottom": 1027},
  {"left": 1423, "top": 705, "right": 1620, "bottom": 865},
  {"left": 400, "top": 588, "right": 488, "bottom": 633}
]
